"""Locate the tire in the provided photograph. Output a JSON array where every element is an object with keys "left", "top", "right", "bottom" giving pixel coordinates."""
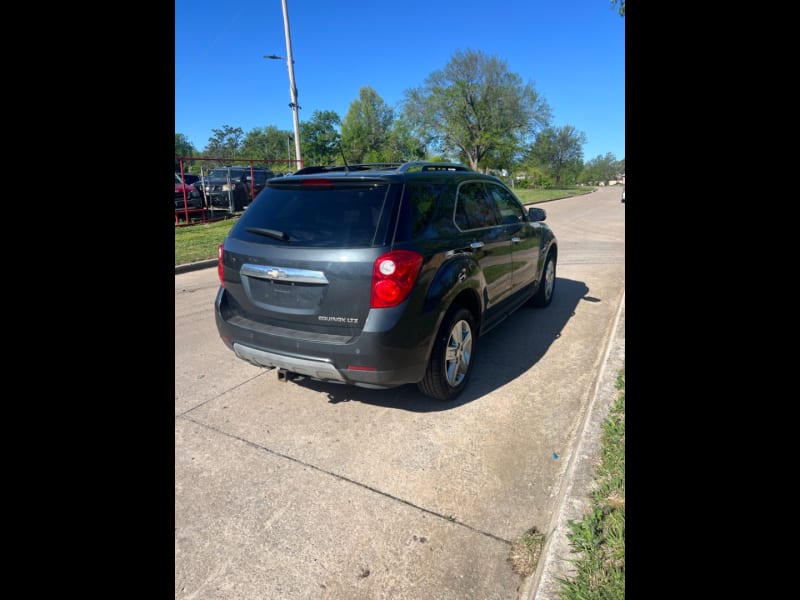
[
  {"left": 234, "top": 188, "right": 248, "bottom": 212},
  {"left": 529, "top": 251, "right": 556, "bottom": 307},
  {"left": 417, "top": 306, "right": 476, "bottom": 401}
]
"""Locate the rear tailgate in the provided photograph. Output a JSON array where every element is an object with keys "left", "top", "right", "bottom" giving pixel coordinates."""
[
  {"left": 220, "top": 177, "right": 399, "bottom": 336},
  {"left": 222, "top": 242, "right": 381, "bottom": 335}
]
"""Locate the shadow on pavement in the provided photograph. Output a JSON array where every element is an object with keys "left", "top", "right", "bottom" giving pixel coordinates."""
[{"left": 286, "top": 277, "right": 592, "bottom": 411}]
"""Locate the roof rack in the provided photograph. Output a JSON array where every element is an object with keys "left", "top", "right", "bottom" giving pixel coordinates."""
[
  {"left": 396, "top": 161, "right": 471, "bottom": 173},
  {"left": 292, "top": 161, "right": 471, "bottom": 176},
  {"left": 292, "top": 163, "right": 403, "bottom": 175}
]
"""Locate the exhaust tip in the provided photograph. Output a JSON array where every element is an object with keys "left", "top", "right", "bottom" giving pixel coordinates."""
[{"left": 277, "top": 368, "right": 296, "bottom": 382}]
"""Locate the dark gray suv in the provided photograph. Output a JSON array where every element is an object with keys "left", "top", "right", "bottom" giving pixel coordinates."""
[{"left": 214, "top": 161, "right": 557, "bottom": 400}]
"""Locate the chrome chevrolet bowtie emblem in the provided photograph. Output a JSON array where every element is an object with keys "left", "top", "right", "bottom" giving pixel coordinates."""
[{"left": 266, "top": 269, "right": 283, "bottom": 279}]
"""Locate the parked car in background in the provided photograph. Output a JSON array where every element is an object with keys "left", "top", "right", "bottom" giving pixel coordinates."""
[
  {"left": 247, "top": 168, "right": 274, "bottom": 197},
  {"left": 181, "top": 173, "right": 201, "bottom": 186},
  {"left": 215, "top": 161, "right": 558, "bottom": 401},
  {"left": 195, "top": 166, "right": 274, "bottom": 212},
  {"left": 175, "top": 173, "right": 204, "bottom": 211},
  {"left": 621, "top": 187, "right": 625, "bottom": 203}
]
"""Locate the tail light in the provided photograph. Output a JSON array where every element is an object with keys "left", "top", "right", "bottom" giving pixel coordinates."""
[
  {"left": 370, "top": 250, "right": 423, "bottom": 308},
  {"left": 217, "top": 243, "right": 225, "bottom": 286}
]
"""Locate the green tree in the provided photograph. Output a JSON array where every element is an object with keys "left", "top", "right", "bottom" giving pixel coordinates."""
[
  {"left": 340, "top": 86, "right": 394, "bottom": 163},
  {"left": 299, "top": 110, "right": 342, "bottom": 167},
  {"left": 479, "top": 137, "right": 521, "bottom": 175},
  {"left": 382, "top": 117, "right": 426, "bottom": 163},
  {"left": 204, "top": 125, "right": 244, "bottom": 163},
  {"left": 240, "top": 125, "right": 295, "bottom": 169},
  {"left": 579, "top": 152, "right": 619, "bottom": 185},
  {"left": 175, "top": 133, "right": 198, "bottom": 171},
  {"left": 402, "top": 48, "right": 552, "bottom": 171},
  {"left": 610, "top": 0, "right": 625, "bottom": 17},
  {"left": 527, "top": 125, "right": 587, "bottom": 186}
]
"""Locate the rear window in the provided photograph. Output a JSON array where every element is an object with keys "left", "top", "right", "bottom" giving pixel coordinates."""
[{"left": 232, "top": 181, "right": 397, "bottom": 248}]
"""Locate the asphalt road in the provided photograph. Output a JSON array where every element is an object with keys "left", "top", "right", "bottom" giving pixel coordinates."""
[{"left": 175, "top": 185, "right": 625, "bottom": 599}]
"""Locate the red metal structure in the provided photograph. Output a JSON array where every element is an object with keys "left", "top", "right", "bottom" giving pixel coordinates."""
[{"left": 175, "top": 157, "right": 297, "bottom": 226}]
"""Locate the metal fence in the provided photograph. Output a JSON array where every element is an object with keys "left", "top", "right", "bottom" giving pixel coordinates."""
[{"left": 175, "top": 157, "right": 297, "bottom": 226}]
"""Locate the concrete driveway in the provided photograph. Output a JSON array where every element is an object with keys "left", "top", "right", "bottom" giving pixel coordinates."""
[{"left": 175, "top": 185, "right": 625, "bottom": 599}]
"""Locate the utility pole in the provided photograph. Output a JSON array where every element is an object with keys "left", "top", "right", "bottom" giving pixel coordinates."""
[
  {"left": 264, "top": 0, "right": 302, "bottom": 171},
  {"left": 281, "top": 0, "right": 302, "bottom": 170}
]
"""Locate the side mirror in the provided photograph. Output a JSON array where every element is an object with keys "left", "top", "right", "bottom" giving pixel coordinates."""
[{"left": 528, "top": 207, "right": 547, "bottom": 222}]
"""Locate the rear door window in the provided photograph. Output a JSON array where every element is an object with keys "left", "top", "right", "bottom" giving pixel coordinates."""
[{"left": 454, "top": 182, "right": 500, "bottom": 230}]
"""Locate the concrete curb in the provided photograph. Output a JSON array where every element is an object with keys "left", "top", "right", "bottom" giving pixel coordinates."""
[
  {"left": 175, "top": 259, "right": 217, "bottom": 275},
  {"left": 526, "top": 291, "right": 626, "bottom": 599}
]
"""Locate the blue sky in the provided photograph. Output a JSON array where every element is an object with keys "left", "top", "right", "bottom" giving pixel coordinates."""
[{"left": 175, "top": 0, "right": 625, "bottom": 163}]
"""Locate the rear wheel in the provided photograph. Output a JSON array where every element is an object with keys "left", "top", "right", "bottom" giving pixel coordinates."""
[{"left": 418, "top": 307, "right": 476, "bottom": 401}]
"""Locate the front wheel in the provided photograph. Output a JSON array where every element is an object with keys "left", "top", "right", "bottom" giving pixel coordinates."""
[
  {"left": 528, "top": 251, "right": 556, "bottom": 307},
  {"left": 417, "top": 307, "right": 476, "bottom": 401},
  {"left": 234, "top": 188, "right": 249, "bottom": 212}
]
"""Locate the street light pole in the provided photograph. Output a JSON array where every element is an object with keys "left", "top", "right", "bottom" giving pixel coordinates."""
[
  {"left": 264, "top": 0, "right": 303, "bottom": 171},
  {"left": 281, "top": 0, "right": 302, "bottom": 170}
]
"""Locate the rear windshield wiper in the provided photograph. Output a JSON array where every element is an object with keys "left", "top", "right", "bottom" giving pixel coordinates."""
[{"left": 245, "top": 227, "right": 290, "bottom": 242}]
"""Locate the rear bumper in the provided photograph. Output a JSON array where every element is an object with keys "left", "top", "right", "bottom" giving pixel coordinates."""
[{"left": 215, "top": 287, "right": 433, "bottom": 388}]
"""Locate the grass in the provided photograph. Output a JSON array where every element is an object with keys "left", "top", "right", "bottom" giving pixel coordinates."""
[
  {"left": 506, "top": 369, "right": 624, "bottom": 591},
  {"left": 174, "top": 186, "right": 596, "bottom": 266},
  {"left": 513, "top": 186, "right": 594, "bottom": 204},
  {"left": 174, "top": 216, "right": 239, "bottom": 266},
  {"left": 559, "top": 367, "right": 625, "bottom": 599}
]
